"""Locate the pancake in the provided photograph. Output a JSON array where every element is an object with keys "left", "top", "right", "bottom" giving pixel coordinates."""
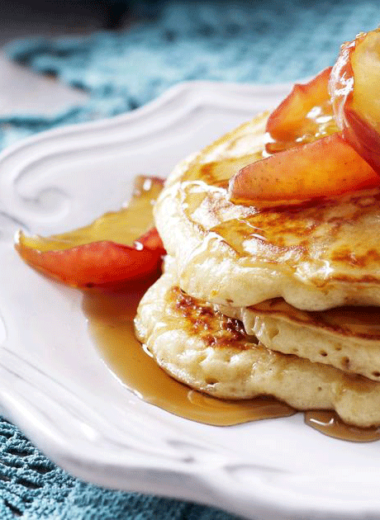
[
  {"left": 135, "top": 267, "right": 380, "bottom": 428},
  {"left": 155, "top": 112, "right": 380, "bottom": 311},
  {"left": 218, "top": 299, "right": 380, "bottom": 382}
]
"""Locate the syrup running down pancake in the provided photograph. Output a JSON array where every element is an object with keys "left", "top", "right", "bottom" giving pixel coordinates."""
[
  {"left": 135, "top": 266, "right": 380, "bottom": 428},
  {"left": 155, "top": 113, "right": 380, "bottom": 311}
]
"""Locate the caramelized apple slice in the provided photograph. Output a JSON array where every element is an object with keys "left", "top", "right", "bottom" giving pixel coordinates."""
[
  {"left": 15, "top": 175, "right": 165, "bottom": 288},
  {"left": 229, "top": 132, "right": 380, "bottom": 203},
  {"left": 266, "top": 67, "right": 337, "bottom": 153},
  {"left": 16, "top": 228, "right": 164, "bottom": 288},
  {"left": 330, "top": 29, "right": 380, "bottom": 173}
]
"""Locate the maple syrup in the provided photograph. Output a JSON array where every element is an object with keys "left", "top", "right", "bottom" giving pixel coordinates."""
[
  {"left": 82, "top": 280, "right": 295, "bottom": 426},
  {"left": 82, "top": 282, "right": 380, "bottom": 439},
  {"left": 305, "top": 410, "right": 380, "bottom": 442}
]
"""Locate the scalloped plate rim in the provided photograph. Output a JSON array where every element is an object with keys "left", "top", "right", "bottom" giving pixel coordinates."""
[{"left": 0, "top": 80, "right": 379, "bottom": 520}]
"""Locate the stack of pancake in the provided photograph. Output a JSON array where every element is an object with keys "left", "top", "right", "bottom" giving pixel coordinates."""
[{"left": 135, "top": 112, "right": 380, "bottom": 428}]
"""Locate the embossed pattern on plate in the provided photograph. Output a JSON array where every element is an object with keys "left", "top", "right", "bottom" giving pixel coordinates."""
[{"left": 0, "top": 81, "right": 379, "bottom": 520}]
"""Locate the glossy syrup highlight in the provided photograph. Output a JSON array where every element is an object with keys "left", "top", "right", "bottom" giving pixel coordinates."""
[
  {"left": 82, "top": 283, "right": 295, "bottom": 426},
  {"left": 305, "top": 410, "right": 380, "bottom": 442},
  {"left": 83, "top": 283, "right": 380, "bottom": 439}
]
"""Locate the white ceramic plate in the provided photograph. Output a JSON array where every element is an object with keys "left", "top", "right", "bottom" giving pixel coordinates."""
[{"left": 0, "top": 81, "right": 379, "bottom": 520}]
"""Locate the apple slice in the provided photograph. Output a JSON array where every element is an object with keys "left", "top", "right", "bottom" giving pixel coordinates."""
[
  {"left": 266, "top": 67, "right": 337, "bottom": 153},
  {"left": 330, "top": 29, "right": 380, "bottom": 174},
  {"left": 15, "top": 175, "right": 166, "bottom": 288},
  {"left": 229, "top": 132, "right": 380, "bottom": 203},
  {"left": 16, "top": 228, "right": 164, "bottom": 288}
]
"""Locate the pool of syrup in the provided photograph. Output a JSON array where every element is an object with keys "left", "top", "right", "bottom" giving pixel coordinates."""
[
  {"left": 82, "top": 280, "right": 380, "bottom": 440},
  {"left": 305, "top": 410, "right": 380, "bottom": 442},
  {"left": 82, "top": 280, "right": 295, "bottom": 426}
]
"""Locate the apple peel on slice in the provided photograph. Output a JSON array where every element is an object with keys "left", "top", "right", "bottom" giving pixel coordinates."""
[
  {"left": 330, "top": 28, "right": 380, "bottom": 174},
  {"left": 15, "top": 175, "right": 166, "bottom": 289},
  {"left": 229, "top": 132, "right": 380, "bottom": 204},
  {"left": 16, "top": 228, "right": 164, "bottom": 288}
]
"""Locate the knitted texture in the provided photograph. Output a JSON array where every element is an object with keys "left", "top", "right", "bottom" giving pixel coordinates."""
[
  {"left": 1, "top": 0, "right": 380, "bottom": 518},
  {"left": 4, "top": 0, "right": 379, "bottom": 147},
  {"left": 0, "top": 416, "right": 238, "bottom": 519}
]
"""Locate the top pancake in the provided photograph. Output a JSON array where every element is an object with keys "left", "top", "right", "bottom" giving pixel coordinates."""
[{"left": 155, "top": 112, "right": 380, "bottom": 311}]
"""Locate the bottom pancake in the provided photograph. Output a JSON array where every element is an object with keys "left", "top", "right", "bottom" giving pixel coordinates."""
[{"left": 135, "top": 270, "right": 380, "bottom": 428}]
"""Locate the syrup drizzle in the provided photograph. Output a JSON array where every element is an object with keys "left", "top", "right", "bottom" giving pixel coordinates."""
[
  {"left": 305, "top": 411, "right": 380, "bottom": 442},
  {"left": 82, "top": 282, "right": 295, "bottom": 426},
  {"left": 83, "top": 284, "right": 380, "bottom": 439}
]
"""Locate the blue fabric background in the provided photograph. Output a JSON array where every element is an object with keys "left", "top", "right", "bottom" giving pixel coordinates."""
[{"left": 1, "top": 0, "right": 379, "bottom": 518}]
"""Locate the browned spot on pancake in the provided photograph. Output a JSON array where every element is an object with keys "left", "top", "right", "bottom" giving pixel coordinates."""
[
  {"left": 204, "top": 188, "right": 380, "bottom": 279},
  {"left": 167, "top": 286, "right": 250, "bottom": 349},
  {"left": 332, "top": 248, "right": 380, "bottom": 268},
  {"left": 212, "top": 216, "right": 309, "bottom": 265},
  {"left": 321, "top": 274, "right": 380, "bottom": 285}
]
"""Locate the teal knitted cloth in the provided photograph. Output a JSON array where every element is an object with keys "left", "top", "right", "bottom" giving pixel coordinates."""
[{"left": 1, "top": 0, "right": 379, "bottom": 518}]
